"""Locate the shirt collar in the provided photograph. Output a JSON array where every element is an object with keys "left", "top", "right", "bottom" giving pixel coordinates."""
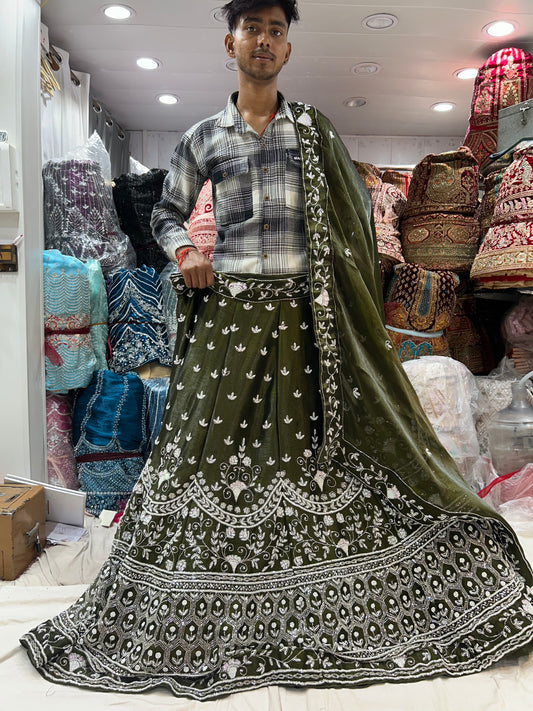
[{"left": 217, "top": 91, "right": 294, "bottom": 130}]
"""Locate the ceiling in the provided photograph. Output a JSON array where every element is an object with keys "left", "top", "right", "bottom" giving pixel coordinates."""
[{"left": 41, "top": 0, "right": 533, "bottom": 138}]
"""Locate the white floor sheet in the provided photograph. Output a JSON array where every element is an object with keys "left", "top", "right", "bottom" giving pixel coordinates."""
[{"left": 3, "top": 514, "right": 533, "bottom": 710}]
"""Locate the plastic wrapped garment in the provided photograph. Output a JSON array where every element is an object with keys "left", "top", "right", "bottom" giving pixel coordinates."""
[
  {"left": 402, "top": 355, "right": 480, "bottom": 476},
  {"left": 107, "top": 266, "right": 171, "bottom": 374},
  {"left": 43, "top": 249, "right": 97, "bottom": 392},
  {"left": 86, "top": 259, "right": 108, "bottom": 370},
  {"left": 142, "top": 377, "right": 170, "bottom": 455},
  {"left": 72, "top": 369, "right": 146, "bottom": 515},
  {"left": 112, "top": 169, "right": 170, "bottom": 272},
  {"left": 501, "top": 296, "right": 533, "bottom": 374},
  {"left": 43, "top": 134, "right": 135, "bottom": 274},
  {"left": 46, "top": 393, "right": 79, "bottom": 490}
]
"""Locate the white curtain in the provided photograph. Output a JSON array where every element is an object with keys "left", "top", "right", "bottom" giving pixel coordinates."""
[{"left": 41, "top": 43, "right": 90, "bottom": 163}]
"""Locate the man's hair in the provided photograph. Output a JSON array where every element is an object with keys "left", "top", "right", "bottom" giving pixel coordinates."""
[{"left": 221, "top": 0, "right": 299, "bottom": 33}]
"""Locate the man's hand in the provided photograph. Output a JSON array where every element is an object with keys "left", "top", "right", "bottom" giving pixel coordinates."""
[{"left": 177, "top": 248, "right": 215, "bottom": 289}]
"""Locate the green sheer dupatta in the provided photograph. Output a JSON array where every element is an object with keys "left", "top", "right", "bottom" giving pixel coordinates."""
[{"left": 292, "top": 101, "right": 533, "bottom": 532}]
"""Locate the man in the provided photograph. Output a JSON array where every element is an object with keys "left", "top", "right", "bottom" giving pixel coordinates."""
[
  {"left": 21, "top": 0, "right": 533, "bottom": 700},
  {"left": 151, "top": 0, "right": 304, "bottom": 286}
]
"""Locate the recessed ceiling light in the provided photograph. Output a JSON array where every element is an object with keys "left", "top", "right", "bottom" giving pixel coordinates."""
[
  {"left": 103, "top": 5, "right": 134, "bottom": 20},
  {"left": 484, "top": 20, "right": 516, "bottom": 37},
  {"left": 431, "top": 101, "right": 455, "bottom": 112},
  {"left": 362, "top": 13, "right": 398, "bottom": 31},
  {"left": 351, "top": 62, "right": 381, "bottom": 76},
  {"left": 158, "top": 94, "right": 179, "bottom": 105},
  {"left": 343, "top": 97, "right": 367, "bottom": 108},
  {"left": 455, "top": 67, "right": 478, "bottom": 80},
  {"left": 225, "top": 59, "right": 238, "bottom": 72},
  {"left": 136, "top": 57, "right": 160, "bottom": 70}
]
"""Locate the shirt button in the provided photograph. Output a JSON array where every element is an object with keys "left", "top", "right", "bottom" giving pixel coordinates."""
[
  {"left": 261, "top": 140, "right": 267, "bottom": 148},
  {"left": 222, "top": 171, "right": 228, "bottom": 177},
  {"left": 263, "top": 253, "right": 268, "bottom": 259},
  {"left": 263, "top": 223, "right": 269, "bottom": 230},
  {"left": 264, "top": 195, "right": 270, "bottom": 201},
  {"left": 263, "top": 166, "right": 269, "bottom": 173}
]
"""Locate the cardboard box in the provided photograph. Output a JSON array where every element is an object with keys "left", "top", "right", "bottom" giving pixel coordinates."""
[{"left": 0, "top": 484, "right": 46, "bottom": 580}]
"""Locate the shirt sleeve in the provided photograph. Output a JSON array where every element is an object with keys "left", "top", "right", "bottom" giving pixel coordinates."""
[{"left": 150, "top": 130, "right": 208, "bottom": 261}]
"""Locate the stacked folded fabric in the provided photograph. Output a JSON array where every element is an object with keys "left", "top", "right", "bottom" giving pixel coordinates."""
[
  {"left": 112, "top": 169, "right": 170, "bottom": 272},
  {"left": 400, "top": 147, "right": 480, "bottom": 273},
  {"left": 463, "top": 47, "right": 533, "bottom": 165},
  {"left": 43, "top": 250, "right": 97, "bottom": 392},
  {"left": 72, "top": 369, "right": 146, "bottom": 515},
  {"left": 46, "top": 393, "right": 79, "bottom": 490},
  {"left": 471, "top": 146, "right": 533, "bottom": 288},
  {"left": 384, "top": 263, "right": 459, "bottom": 361},
  {"left": 107, "top": 265, "right": 171, "bottom": 374}
]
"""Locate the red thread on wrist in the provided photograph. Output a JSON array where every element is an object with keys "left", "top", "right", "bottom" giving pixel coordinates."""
[{"left": 177, "top": 247, "right": 196, "bottom": 269}]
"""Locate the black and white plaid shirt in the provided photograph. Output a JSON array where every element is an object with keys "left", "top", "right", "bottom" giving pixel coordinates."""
[{"left": 151, "top": 92, "right": 306, "bottom": 274}]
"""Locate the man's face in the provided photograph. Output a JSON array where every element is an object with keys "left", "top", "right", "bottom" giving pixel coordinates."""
[{"left": 225, "top": 5, "right": 292, "bottom": 83}]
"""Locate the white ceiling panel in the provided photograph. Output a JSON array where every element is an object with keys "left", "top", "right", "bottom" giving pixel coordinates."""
[{"left": 41, "top": 0, "right": 533, "bottom": 135}]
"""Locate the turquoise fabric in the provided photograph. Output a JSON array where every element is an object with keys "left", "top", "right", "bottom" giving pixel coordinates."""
[{"left": 43, "top": 249, "right": 96, "bottom": 392}]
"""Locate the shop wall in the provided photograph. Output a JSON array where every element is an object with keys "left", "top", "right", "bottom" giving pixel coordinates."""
[
  {"left": 128, "top": 130, "right": 463, "bottom": 170},
  {"left": 0, "top": 0, "right": 46, "bottom": 480}
]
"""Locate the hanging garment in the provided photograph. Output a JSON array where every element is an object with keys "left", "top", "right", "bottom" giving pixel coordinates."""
[
  {"left": 71, "top": 369, "right": 146, "bottom": 516},
  {"left": 43, "top": 249, "right": 96, "bottom": 392},
  {"left": 107, "top": 266, "right": 171, "bottom": 374},
  {"left": 86, "top": 259, "right": 108, "bottom": 370},
  {"left": 112, "top": 169, "right": 170, "bottom": 272},
  {"left": 21, "top": 103, "right": 533, "bottom": 700},
  {"left": 43, "top": 157, "right": 134, "bottom": 274},
  {"left": 46, "top": 393, "right": 79, "bottom": 490}
]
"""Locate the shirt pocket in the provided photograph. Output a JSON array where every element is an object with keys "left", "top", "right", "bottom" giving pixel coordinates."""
[
  {"left": 212, "top": 157, "right": 253, "bottom": 227},
  {"left": 285, "top": 149, "right": 304, "bottom": 213}
]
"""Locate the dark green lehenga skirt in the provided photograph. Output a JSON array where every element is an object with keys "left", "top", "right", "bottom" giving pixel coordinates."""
[{"left": 20, "top": 272, "right": 533, "bottom": 698}]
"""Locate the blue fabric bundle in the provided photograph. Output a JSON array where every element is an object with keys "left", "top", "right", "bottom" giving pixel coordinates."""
[
  {"left": 72, "top": 369, "right": 146, "bottom": 515},
  {"left": 107, "top": 265, "right": 171, "bottom": 374},
  {"left": 142, "top": 377, "right": 170, "bottom": 456}
]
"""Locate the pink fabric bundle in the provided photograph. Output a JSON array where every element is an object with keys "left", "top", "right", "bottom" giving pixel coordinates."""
[
  {"left": 46, "top": 393, "right": 79, "bottom": 490},
  {"left": 463, "top": 47, "right": 533, "bottom": 165},
  {"left": 368, "top": 181, "right": 406, "bottom": 267},
  {"left": 186, "top": 180, "right": 216, "bottom": 261}
]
